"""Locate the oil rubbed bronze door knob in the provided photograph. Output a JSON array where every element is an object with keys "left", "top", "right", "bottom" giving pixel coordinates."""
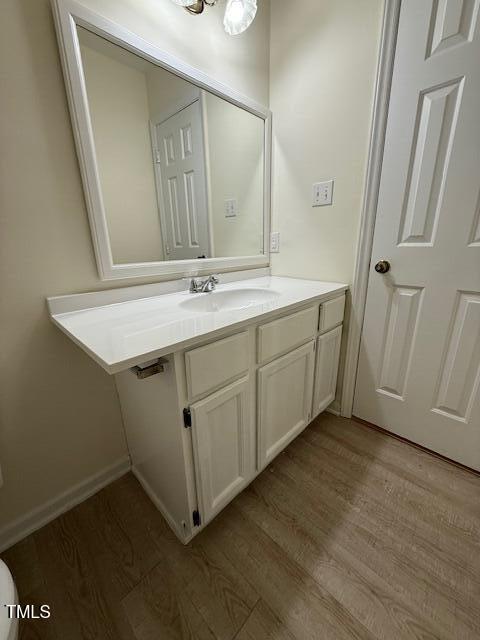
[{"left": 374, "top": 259, "right": 391, "bottom": 274}]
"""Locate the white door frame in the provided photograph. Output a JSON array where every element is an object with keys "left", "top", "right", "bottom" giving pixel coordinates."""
[{"left": 341, "top": 0, "right": 402, "bottom": 417}]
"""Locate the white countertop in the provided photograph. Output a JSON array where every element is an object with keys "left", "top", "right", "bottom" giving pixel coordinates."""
[{"left": 48, "top": 276, "right": 348, "bottom": 374}]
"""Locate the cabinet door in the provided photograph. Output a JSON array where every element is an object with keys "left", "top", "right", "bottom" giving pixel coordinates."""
[
  {"left": 258, "top": 341, "right": 315, "bottom": 469},
  {"left": 312, "top": 325, "right": 342, "bottom": 418},
  {"left": 190, "top": 377, "right": 254, "bottom": 524}
]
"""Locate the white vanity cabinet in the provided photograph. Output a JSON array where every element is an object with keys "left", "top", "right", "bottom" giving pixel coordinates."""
[
  {"left": 112, "top": 293, "right": 345, "bottom": 543},
  {"left": 258, "top": 341, "right": 316, "bottom": 468},
  {"left": 189, "top": 376, "right": 254, "bottom": 524},
  {"left": 312, "top": 295, "right": 345, "bottom": 418},
  {"left": 49, "top": 275, "right": 347, "bottom": 543},
  {"left": 256, "top": 305, "right": 319, "bottom": 468},
  {"left": 313, "top": 326, "right": 343, "bottom": 418}
]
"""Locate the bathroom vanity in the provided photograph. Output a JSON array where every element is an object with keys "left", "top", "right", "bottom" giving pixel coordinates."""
[
  {"left": 49, "top": 1, "right": 347, "bottom": 543},
  {"left": 48, "top": 275, "right": 347, "bottom": 542}
]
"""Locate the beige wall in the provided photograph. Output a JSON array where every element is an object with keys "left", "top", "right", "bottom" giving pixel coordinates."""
[
  {"left": 0, "top": 0, "right": 270, "bottom": 534},
  {"left": 269, "top": 0, "right": 383, "bottom": 412},
  {"left": 81, "top": 0, "right": 270, "bottom": 105},
  {"left": 269, "top": 0, "right": 383, "bottom": 284},
  {"left": 146, "top": 66, "right": 200, "bottom": 120},
  {"left": 80, "top": 41, "right": 164, "bottom": 264}
]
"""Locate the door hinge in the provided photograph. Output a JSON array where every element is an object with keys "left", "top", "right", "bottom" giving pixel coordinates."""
[
  {"left": 154, "top": 149, "right": 161, "bottom": 164},
  {"left": 193, "top": 509, "right": 201, "bottom": 527},
  {"left": 183, "top": 407, "right": 192, "bottom": 428}
]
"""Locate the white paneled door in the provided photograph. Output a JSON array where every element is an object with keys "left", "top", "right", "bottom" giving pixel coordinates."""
[
  {"left": 153, "top": 100, "right": 210, "bottom": 260},
  {"left": 354, "top": 0, "right": 480, "bottom": 470}
]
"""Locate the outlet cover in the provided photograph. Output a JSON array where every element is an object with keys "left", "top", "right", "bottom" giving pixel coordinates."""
[
  {"left": 312, "top": 180, "right": 334, "bottom": 207},
  {"left": 270, "top": 231, "right": 280, "bottom": 253},
  {"left": 224, "top": 198, "right": 238, "bottom": 218}
]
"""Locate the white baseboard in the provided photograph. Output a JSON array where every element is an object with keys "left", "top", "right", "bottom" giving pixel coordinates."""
[
  {"left": 0, "top": 457, "right": 131, "bottom": 553},
  {"left": 326, "top": 404, "right": 341, "bottom": 417},
  {"left": 131, "top": 466, "right": 190, "bottom": 544}
]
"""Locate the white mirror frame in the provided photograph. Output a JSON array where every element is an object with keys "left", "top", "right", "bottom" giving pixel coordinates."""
[{"left": 51, "top": 0, "right": 272, "bottom": 281}]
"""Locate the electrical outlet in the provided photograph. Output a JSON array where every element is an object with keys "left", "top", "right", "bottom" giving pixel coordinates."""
[
  {"left": 270, "top": 231, "right": 280, "bottom": 253},
  {"left": 312, "top": 180, "right": 334, "bottom": 207}
]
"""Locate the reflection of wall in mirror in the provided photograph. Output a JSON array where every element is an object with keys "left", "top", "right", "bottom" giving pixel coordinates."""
[
  {"left": 146, "top": 71, "right": 264, "bottom": 259},
  {"left": 203, "top": 93, "right": 264, "bottom": 258},
  {"left": 146, "top": 69, "right": 199, "bottom": 121},
  {"left": 79, "top": 42, "right": 164, "bottom": 265}
]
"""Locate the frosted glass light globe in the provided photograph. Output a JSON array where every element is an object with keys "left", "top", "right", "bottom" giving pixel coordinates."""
[
  {"left": 224, "top": 0, "right": 257, "bottom": 36},
  {"left": 170, "top": 0, "right": 197, "bottom": 6}
]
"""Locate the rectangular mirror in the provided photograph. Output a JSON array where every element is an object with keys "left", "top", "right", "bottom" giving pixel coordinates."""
[{"left": 52, "top": 0, "right": 271, "bottom": 280}]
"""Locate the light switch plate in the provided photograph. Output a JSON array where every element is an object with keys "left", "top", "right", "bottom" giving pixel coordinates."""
[
  {"left": 270, "top": 231, "right": 280, "bottom": 253},
  {"left": 312, "top": 180, "right": 334, "bottom": 207},
  {"left": 224, "top": 198, "right": 238, "bottom": 218}
]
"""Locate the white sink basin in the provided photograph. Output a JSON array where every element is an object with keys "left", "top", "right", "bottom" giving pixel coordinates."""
[{"left": 180, "top": 288, "right": 281, "bottom": 313}]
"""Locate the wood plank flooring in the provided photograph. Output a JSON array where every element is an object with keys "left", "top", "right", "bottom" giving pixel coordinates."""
[{"left": 2, "top": 414, "right": 480, "bottom": 639}]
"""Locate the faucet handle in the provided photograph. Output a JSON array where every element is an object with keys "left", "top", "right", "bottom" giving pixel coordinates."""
[
  {"left": 189, "top": 274, "right": 219, "bottom": 294},
  {"left": 189, "top": 277, "right": 203, "bottom": 293}
]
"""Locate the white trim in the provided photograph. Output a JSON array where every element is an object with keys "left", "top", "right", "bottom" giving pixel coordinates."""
[
  {"left": 0, "top": 457, "right": 131, "bottom": 553},
  {"left": 340, "top": 0, "right": 401, "bottom": 418},
  {"left": 326, "top": 402, "right": 341, "bottom": 417},
  {"left": 263, "top": 112, "right": 273, "bottom": 257},
  {"left": 200, "top": 90, "right": 216, "bottom": 256},
  {"left": 149, "top": 118, "right": 169, "bottom": 261},
  {"left": 50, "top": 0, "right": 271, "bottom": 281}
]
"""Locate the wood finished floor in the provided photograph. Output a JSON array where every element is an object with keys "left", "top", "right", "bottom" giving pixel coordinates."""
[{"left": 3, "top": 414, "right": 480, "bottom": 640}]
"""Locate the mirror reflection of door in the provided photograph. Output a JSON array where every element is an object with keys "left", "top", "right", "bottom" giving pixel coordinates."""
[{"left": 152, "top": 100, "right": 211, "bottom": 260}]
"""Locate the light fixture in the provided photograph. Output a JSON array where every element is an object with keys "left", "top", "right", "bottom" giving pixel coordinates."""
[
  {"left": 170, "top": 0, "right": 218, "bottom": 16},
  {"left": 223, "top": 0, "right": 257, "bottom": 35},
  {"left": 170, "top": 0, "right": 257, "bottom": 34}
]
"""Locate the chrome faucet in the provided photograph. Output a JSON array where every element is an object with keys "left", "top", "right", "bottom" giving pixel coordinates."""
[{"left": 189, "top": 274, "right": 219, "bottom": 293}]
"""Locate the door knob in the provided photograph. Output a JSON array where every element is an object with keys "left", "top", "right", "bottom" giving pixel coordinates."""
[{"left": 374, "top": 259, "right": 391, "bottom": 274}]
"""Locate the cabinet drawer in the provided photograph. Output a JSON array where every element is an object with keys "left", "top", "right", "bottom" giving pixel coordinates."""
[
  {"left": 319, "top": 294, "right": 345, "bottom": 333},
  {"left": 185, "top": 331, "right": 249, "bottom": 400},
  {"left": 257, "top": 306, "right": 318, "bottom": 364}
]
